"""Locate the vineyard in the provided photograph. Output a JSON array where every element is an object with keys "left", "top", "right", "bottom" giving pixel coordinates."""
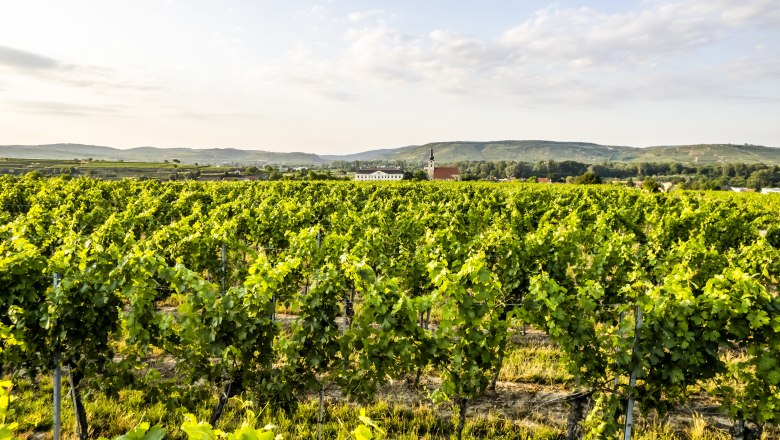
[{"left": 1, "top": 175, "right": 779, "bottom": 439}]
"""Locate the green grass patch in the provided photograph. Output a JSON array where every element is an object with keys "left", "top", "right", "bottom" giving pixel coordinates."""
[
  {"left": 499, "top": 343, "right": 572, "bottom": 385},
  {"left": 6, "top": 376, "right": 564, "bottom": 440}
]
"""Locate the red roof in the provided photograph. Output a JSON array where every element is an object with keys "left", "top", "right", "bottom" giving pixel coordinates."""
[{"left": 432, "top": 167, "right": 461, "bottom": 180}]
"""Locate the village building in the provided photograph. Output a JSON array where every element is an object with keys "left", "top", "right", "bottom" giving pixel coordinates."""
[
  {"left": 354, "top": 168, "right": 404, "bottom": 181},
  {"left": 426, "top": 148, "right": 461, "bottom": 181}
]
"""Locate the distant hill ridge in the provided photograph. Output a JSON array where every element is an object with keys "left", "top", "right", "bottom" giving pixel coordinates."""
[
  {"left": 1, "top": 141, "right": 778, "bottom": 165},
  {"left": 327, "top": 140, "right": 780, "bottom": 165},
  {"left": 0, "top": 143, "right": 323, "bottom": 165}
]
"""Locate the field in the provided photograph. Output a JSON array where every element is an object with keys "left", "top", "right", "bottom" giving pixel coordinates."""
[
  {"left": 1, "top": 177, "right": 779, "bottom": 439},
  {"left": 0, "top": 158, "right": 243, "bottom": 181}
]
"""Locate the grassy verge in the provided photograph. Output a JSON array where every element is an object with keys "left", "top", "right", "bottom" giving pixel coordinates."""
[
  {"left": 8, "top": 376, "right": 561, "bottom": 440},
  {"left": 7, "top": 375, "right": 750, "bottom": 440},
  {"left": 499, "top": 343, "right": 572, "bottom": 386},
  {"left": 5, "top": 338, "right": 771, "bottom": 439}
]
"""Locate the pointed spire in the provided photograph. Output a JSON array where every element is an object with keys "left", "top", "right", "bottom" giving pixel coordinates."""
[{"left": 428, "top": 147, "right": 435, "bottom": 177}]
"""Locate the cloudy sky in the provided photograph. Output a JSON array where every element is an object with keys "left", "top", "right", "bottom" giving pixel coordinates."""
[{"left": 0, "top": 0, "right": 778, "bottom": 154}]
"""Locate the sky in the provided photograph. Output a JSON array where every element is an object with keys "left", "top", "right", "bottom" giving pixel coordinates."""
[{"left": 0, "top": 0, "right": 778, "bottom": 154}]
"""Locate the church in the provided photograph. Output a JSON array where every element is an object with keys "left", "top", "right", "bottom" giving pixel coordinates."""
[{"left": 426, "top": 148, "right": 461, "bottom": 181}]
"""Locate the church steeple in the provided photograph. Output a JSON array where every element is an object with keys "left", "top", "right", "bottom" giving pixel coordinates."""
[{"left": 428, "top": 147, "right": 435, "bottom": 172}]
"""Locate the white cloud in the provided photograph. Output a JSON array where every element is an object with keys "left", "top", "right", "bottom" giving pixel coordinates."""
[
  {"left": 280, "top": 0, "right": 780, "bottom": 106},
  {"left": 308, "top": 4, "right": 326, "bottom": 15},
  {"left": 347, "top": 9, "right": 386, "bottom": 23},
  {"left": 11, "top": 100, "right": 127, "bottom": 117},
  {"left": 315, "top": 89, "right": 357, "bottom": 101},
  {"left": 0, "top": 45, "right": 61, "bottom": 70},
  {"left": 0, "top": 44, "right": 163, "bottom": 98}
]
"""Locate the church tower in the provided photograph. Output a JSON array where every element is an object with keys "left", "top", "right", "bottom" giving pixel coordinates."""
[
  {"left": 427, "top": 147, "right": 435, "bottom": 178},
  {"left": 424, "top": 146, "right": 461, "bottom": 181}
]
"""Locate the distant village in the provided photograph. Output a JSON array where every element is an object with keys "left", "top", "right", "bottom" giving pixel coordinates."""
[
  {"left": 354, "top": 148, "right": 460, "bottom": 181},
  {"left": 4, "top": 151, "right": 780, "bottom": 193}
]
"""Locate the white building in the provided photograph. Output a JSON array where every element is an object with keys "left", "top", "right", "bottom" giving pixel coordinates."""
[{"left": 354, "top": 168, "right": 404, "bottom": 181}]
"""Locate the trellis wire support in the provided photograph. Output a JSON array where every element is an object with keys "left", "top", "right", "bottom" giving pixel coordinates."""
[
  {"left": 52, "top": 273, "right": 62, "bottom": 440},
  {"left": 613, "top": 310, "right": 627, "bottom": 393},
  {"left": 221, "top": 243, "right": 227, "bottom": 292},
  {"left": 317, "top": 385, "right": 325, "bottom": 440},
  {"left": 68, "top": 364, "right": 83, "bottom": 439},
  {"left": 623, "top": 305, "right": 643, "bottom": 440}
]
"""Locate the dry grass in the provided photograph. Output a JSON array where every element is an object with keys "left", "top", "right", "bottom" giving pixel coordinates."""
[{"left": 499, "top": 342, "right": 572, "bottom": 385}]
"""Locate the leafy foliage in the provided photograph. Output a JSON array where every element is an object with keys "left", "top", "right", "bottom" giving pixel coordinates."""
[{"left": 1, "top": 178, "right": 779, "bottom": 437}]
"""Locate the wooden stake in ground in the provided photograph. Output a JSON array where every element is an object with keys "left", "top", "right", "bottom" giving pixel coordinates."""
[
  {"left": 67, "top": 362, "right": 88, "bottom": 440},
  {"left": 52, "top": 273, "right": 61, "bottom": 440},
  {"left": 317, "top": 385, "right": 325, "bottom": 440},
  {"left": 566, "top": 390, "right": 592, "bottom": 440},
  {"left": 53, "top": 355, "right": 61, "bottom": 440},
  {"left": 623, "top": 305, "right": 643, "bottom": 440},
  {"left": 456, "top": 397, "right": 468, "bottom": 440}
]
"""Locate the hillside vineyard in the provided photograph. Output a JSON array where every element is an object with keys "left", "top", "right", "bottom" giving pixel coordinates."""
[{"left": 1, "top": 176, "right": 779, "bottom": 438}]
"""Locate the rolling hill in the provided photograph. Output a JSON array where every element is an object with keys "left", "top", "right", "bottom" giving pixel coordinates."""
[
  {"left": 1, "top": 141, "right": 779, "bottom": 165},
  {"left": 0, "top": 144, "right": 323, "bottom": 165},
  {"left": 326, "top": 141, "right": 780, "bottom": 165},
  {"left": 325, "top": 141, "right": 638, "bottom": 163}
]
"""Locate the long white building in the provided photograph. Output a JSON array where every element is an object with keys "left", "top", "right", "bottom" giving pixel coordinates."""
[{"left": 354, "top": 168, "right": 405, "bottom": 181}]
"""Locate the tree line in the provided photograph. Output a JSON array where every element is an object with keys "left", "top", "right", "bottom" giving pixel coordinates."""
[{"left": 330, "top": 159, "right": 780, "bottom": 189}]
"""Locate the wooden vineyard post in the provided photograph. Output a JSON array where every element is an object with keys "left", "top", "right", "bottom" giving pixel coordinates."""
[
  {"left": 316, "top": 227, "right": 324, "bottom": 440},
  {"left": 52, "top": 273, "right": 61, "bottom": 440},
  {"left": 613, "top": 310, "right": 627, "bottom": 393},
  {"left": 623, "top": 305, "right": 643, "bottom": 440},
  {"left": 221, "top": 243, "right": 227, "bottom": 293},
  {"left": 317, "top": 385, "right": 325, "bottom": 440},
  {"left": 342, "top": 290, "right": 353, "bottom": 336},
  {"left": 67, "top": 361, "right": 87, "bottom": 440}
]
